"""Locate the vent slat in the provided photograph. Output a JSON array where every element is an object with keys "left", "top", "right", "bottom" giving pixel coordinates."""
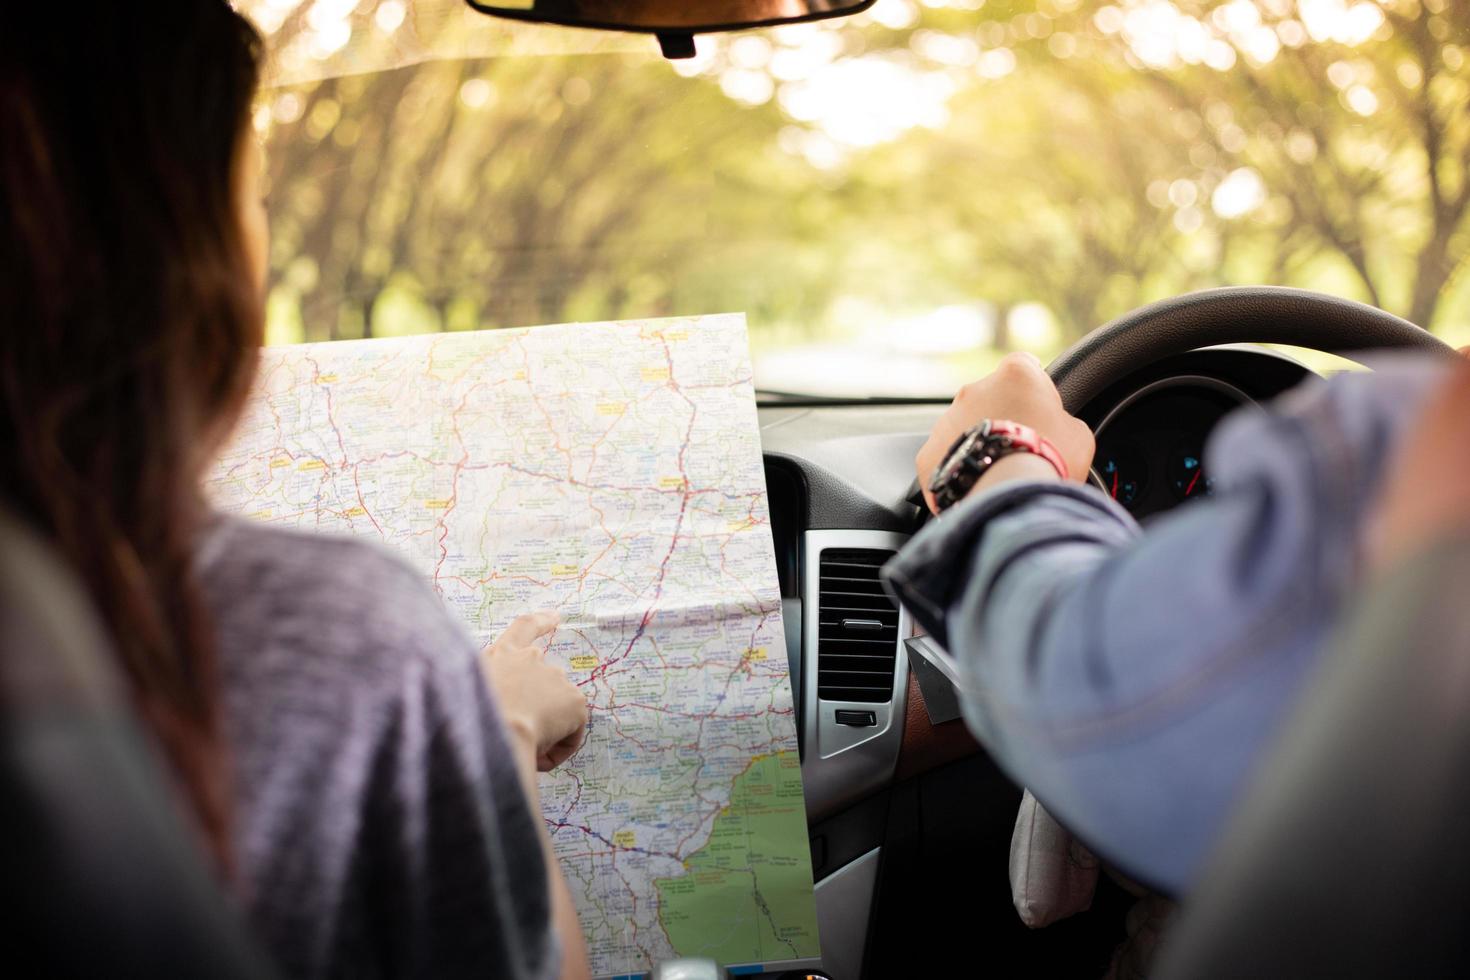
[
  {"left": 817, "top": 641, "right": 896, "bottom": 656},
  {"left": 818, "top": 686, "right": 894, "bottom": 700},
  {"left": 819, "top": 607, "right": 896, "bottom": 618},
  {"left": 819, "top": 575, "right": 887, "bottom": 587},
  {"left": 819, "top": 584, "right": 887, "bottom": 596},
  {"left": 816, "top": 548, "right": 899, "bottom": 705}
]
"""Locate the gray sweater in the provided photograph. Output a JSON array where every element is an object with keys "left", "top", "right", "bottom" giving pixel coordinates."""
[{"left": 197, "top": 516, "right": 559, "bottom": 980}]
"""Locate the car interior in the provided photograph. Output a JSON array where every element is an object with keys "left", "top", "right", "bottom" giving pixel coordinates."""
[
  {"left": 6, "top": 1, "right": 1470, "bottom": 979},
  {"left": 766, "top": 285, "right": 1453, "bottom": 978},
  {"left": 7, "top": 284, "right": 1458, "bottom": 978}
]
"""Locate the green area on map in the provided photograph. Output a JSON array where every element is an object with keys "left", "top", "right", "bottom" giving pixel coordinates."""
[{"left": 653, "top": 750, "right": 819, "bottom": 965}]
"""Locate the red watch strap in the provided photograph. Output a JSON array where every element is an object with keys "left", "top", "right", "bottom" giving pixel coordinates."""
[{"left": 987, "top": 420, "right": 1070, "bottom": 481}]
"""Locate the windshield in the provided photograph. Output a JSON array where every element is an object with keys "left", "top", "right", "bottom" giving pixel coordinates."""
[{"left": 237, "top": 0, "right": 1470, "bottom": 397}]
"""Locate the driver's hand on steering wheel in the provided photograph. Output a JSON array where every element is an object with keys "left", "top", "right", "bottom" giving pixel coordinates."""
[{"left": 917, "top": 352, "right": 1096, "bottom": 514}]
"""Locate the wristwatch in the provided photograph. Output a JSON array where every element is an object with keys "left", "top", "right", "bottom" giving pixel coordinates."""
[{"left": 928, "top": 419, "right": 1069, "bottom": 513}]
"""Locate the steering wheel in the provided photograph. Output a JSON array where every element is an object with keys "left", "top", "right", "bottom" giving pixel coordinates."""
[
  {"left": 1049, "top": 286, "right": 1458, "bottom": 415},
  {"left": 906, "top": 286, "right": 1455, "bottom": 510}
]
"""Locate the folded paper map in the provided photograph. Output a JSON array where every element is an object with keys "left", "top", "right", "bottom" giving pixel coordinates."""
[{"left": 208, "top": 314, "right": 819, "bottom": 978}]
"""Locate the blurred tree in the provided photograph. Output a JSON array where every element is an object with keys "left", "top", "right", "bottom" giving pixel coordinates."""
[
  {"left": 1127, "top": 0, "right": 1470, "bottom": 329},
  {"left": 832, "top": 0, "right": 1470, "bottom": 337},
  {"left": 240, "top": 0, "right": 1470, "bottom": 364}
]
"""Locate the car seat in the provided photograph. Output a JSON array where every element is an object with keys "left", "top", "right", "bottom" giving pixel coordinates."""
[
  {"left": 1154, "top": 533, "right": 1470, "bottom": 978},
  {"left": 0, "top": 507, "right": 279, "bottom": 978}
]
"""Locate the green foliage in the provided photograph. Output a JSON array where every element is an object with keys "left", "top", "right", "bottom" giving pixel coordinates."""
[{"left": 245, "top": 0, "right": 1470, "bottom": 386}]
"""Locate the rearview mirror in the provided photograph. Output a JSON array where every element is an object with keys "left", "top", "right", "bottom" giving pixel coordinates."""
[{"left": 463, "top": 0, "right": 877, "bottom": 58}]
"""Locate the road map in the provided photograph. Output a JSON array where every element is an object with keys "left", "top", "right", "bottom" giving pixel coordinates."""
[{"left": 207, "top": 314, "right": 819, "bottom": 978}]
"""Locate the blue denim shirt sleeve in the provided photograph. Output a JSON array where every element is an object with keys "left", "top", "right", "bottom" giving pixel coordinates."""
[{"left": 882, "top": 355, "right": 1451, "bottom": 893}]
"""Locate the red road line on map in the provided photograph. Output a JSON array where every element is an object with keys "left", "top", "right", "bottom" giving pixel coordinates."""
[
  {"left": 349, "top": 463, "right": 384, "bottom": 535},
  {"left": 584, "top": 337, "right": 700, "bottom": 686},
  {"left": 429, "top": 380, "right": 498, "bottom": 585},
  {"left": 254, "top": 341, "right": 800, "bottom": 898},
  {"left": 306, "top": 354, "right": 352, "bottom": 470},
  {"left": 491, "top": 461, "right": 760, "bottom": 501}
]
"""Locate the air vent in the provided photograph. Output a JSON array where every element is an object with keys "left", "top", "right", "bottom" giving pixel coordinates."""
[{"left": 817, "top": 548, "right": 900, "bottom": 703}]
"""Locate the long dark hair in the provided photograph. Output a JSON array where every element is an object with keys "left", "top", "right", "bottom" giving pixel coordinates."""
[{"left": 0, "top": 1, "right": 263, "bottom": 870}]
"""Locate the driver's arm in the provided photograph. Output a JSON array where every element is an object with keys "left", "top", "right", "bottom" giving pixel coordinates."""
[{"left": 884, "top": 354, "right": 1450, "bottom": 894}]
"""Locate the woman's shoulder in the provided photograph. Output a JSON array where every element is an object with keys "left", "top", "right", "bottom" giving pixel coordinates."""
[
  {"left": 196, "top": 514, "right": 476, "bottom": 681},
  {"left": 198, "top": 512, "right": 424, "bottom": 584},
  {"left": 201, "top": 519, "right": 556, "bottom": 980}
]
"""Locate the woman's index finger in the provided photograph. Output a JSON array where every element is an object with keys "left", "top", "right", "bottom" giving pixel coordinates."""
[{"left": 498, "top": 609, "right": 562, "bottom": 648}]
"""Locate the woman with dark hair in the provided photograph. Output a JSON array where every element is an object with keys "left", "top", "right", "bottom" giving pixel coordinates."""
[{"left": 0, "top": 3, "right": 590, "bottom": 977}]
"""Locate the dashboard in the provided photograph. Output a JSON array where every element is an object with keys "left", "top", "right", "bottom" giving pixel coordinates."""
[
  {"left": 760, "top": 346, "right": 1316, "bottom": 812},
  {"left": 1090, "top": 376, "right": 1253, "bottom": 518},
  {"left": 754, "top": 346, "right": 1317, "bottom": 980},
  {"left": 758, "top": 350, "right": 1316, "bottom": 798},
  {"left": 1087, "top": 379, "right": 1246, "bottom": 520},
  {"left": 1078, "top": 348, "right": 1314, "bottom": 521}
]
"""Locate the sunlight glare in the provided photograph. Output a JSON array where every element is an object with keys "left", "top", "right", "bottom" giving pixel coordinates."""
[
  {"left": 868, "top": 0, "right": 921, "bottom": 30},
  {"left": 877, "top": 305, "right": 992, "bottom": 354},
  {"left": 1344, "top": 83, "right": 1379, "bottom": 115},
  {"left": 721, "top": 69, "right": 776, "bottom": 106},
  {"left": 1212, "top": 167, "right": 1267, "bottom": 219},
  {"left": 374, "top": 0, "right": 406, "bottom": 33},
  {"left": 1300, "top": 0, "right": 1385, "bottom": 46},
  {"left": 1009, "top": 304, "right": 1059, "bottom": 349},
  {"left": 778, "top": 55, "right": 954, "bottom": 147}
]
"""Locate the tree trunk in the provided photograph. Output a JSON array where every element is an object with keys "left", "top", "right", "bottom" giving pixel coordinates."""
[
  {"left": 1407, "top": 227, "right": 1455, "bottom": 329},
  {"left": 991, "top": 303, "right": 1011, "bottom": 352}
]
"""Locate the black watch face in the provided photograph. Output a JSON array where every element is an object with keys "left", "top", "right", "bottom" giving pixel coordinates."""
[
  {"left": 934, "top": 456, "right": 975, "bottom": 508},
  {"left": 931, "top": 465, "right": 956, "bottom": 500},
  {"left": 950, "top": 431, "right": 981, "bottom": 467}
]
